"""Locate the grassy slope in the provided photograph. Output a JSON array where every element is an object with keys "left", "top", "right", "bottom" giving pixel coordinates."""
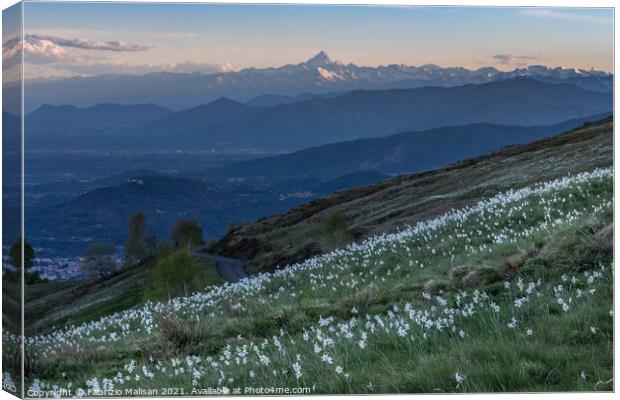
[
  {"left": 14, "top": 118, "right": 611, "bottom": 336},
  {"left": 7, "top": 123, "right": 612, "bottom": 394},
  {"left": 209, "top": 118, "right": 613, "bottom": 274},
  {"left": 14, "top": 256, "right": 222, "bottom": 334}
]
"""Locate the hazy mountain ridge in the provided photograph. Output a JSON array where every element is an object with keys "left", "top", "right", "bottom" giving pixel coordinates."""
[
  {"left": 178, "top": 78, "right": 612, "bottom": 150},
  {"left": 26, "top": 103, "right": 172, "bottom": 132},
  {"left": 23, "top": 78, "right": 613, "bottom": 152},
  {"left": 20, "top": 51, "right": 612, "bottom": 111},
  {"left": 137, "top": 97, "right": 263, "bottom": 136},
  {"left": 245, "top": 91, "right": 343, "bottom": 107},
  {"left": 210, "top": 113, "right": 611, "bottom": 180}
]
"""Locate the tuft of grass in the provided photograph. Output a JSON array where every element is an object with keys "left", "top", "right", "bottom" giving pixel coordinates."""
[
  {"left": 154, "top": 312, "right": 212, "bottom": 354},
  {"left": 338, "top": 284, "right": 385, "bottom": 316}
]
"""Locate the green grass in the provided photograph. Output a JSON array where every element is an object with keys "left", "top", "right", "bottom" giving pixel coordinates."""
[
  {"left": 7, "top": 170, "right": 614, "bottom": 395},
  {"left": 26, "top": 280, "right": 83, "bottom": 300},
  {"left": 18, "top": 256, "right": 222, "bottom": 334},
  {"left": 42, "top": 289, "right": 146, "bottom": 331},
  {"left": 195, "top": 257, "right": 225, "bottom": 287}
]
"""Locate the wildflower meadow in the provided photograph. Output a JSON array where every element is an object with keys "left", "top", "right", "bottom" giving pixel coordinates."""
[{"left": 4, "top": 167, "right": 613, "bottom": 395}]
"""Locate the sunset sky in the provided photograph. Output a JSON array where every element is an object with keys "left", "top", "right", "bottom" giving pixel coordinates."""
[{"left": 3, "top": 3, "right": 614, "bottom": 80}]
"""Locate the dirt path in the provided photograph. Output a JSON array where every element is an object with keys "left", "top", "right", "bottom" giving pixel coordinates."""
[{"left": 194, "top": 251, "right": 248, "bottom": 283}]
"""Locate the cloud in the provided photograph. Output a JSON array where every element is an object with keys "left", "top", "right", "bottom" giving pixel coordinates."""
[
  {"left": 25, "top": 34, "right": 148, "bottom": 52},
  {"left": 4, "top": 33, "right": 233, "bottom": 80},
  {"left": 157, "top": 61, "right": 235, "bottom": 74},
  {"left": 3, "top": 33, "right": 148, "bottom": 71},
  {"left": 27, "top": 59, "right": 235, "bottom": 79},
  {"left": 3, "top": 34, "right": 88, "bottom": 68},
  {"left": 492, "top": 53, "right": 538, "bottom": 66},
  {"left": 2, "top": 36, "right": 22, "bottom": 69},
  {"left": 23, "top": 37, "right": 82, "bottom": 64},
  {"left": 518, "top": 9, "right": 611, "bottom": 24},
  {"left": 60, "top": 60, "right": 233, "bottom": 75},
  {"left": 3, "top": 35, "right": 79, "bottom": 70}
]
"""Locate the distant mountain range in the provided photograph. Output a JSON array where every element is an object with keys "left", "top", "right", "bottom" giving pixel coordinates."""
[
  {"left": 150, "top": 78, "right": 613, "bottom": 150},
  {"left": 25, "top": 78, "right": 613, "bottom": 151},
  {"left": 210, "top": 113, "right": 611, "bottom": 180},
  {"left": 26, "top": 103, "right": 172, "bottom": 132},
  {"left": 19, "top": 51, "right": 612, "bottom": 112},
  {"left": 245, "top": 91, "right": 343, "bottom": 107}
]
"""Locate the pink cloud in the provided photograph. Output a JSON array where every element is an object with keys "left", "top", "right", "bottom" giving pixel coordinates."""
[
  {"left": 26, "top": 34, "right": 148, "bottom": 52},
  {"left": 492, "top": 53, "right": 539, "bottom": 66}
]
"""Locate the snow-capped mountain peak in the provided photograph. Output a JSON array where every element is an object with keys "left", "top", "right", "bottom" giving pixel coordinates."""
[
  {"left": 304, "top": 51, "right": 334, "bottom": 66},
  {"left": 317, "top": 67, "right": 344, "bottom": 81}
]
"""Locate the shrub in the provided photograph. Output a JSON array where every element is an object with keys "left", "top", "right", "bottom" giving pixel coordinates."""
[
  {"left": 156, "top": 241, "right": 175, "bottom": 260},
  {"left": 124, "top": 212, "right": 147, "bottom": 268},
  {"left": 80, "top": 243, "right": 117, "bottom": 279},
  {"left": 323, "top": 210, "right": 350, "bottom": 243},
  {"left": 151, "top": 250, "right": 201, "bottom": 299},
  {"left": 171, "top": 219, "right": 205, "bottom": 250},
  {"left": 8, "top": 237, "right": 42, "bottom": 283}
]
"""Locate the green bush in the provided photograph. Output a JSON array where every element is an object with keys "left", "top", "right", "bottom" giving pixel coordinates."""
[
  {"left": 151, "top": 250, "right": 201, "bottom": 299},
  {"left": 323, "top": 210, "right": 350, "bottom": 243},
  {"left": 170, "top": 219, "right": 205, "bottom": 249}
]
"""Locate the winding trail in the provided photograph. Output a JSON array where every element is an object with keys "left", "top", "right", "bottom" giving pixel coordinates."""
[{"left": 193, "top": 251, "right": 248, "bottom": 283}]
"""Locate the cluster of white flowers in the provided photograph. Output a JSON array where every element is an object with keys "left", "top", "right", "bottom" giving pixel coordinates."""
[{"left": 4, "top": 167, "right": 612, "bottom": 396}]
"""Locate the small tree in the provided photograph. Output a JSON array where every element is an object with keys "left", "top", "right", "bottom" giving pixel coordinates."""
[
  {"left": 9, "top": 237, "right": 35, "bottom": 272},
  {"left": 151, "top": 250, "right": 201, "bottom": 299},
  {"left": 81, "top": 243, "right": 117, "bottom": 279},
  {"left": 145, "top": 235, "right": 158, "bottom": 259},
  {"left": 8, "top": 237, "right": 39, "bottom": 283},
  {"left": 324, "top": 210, "right": 350, "bottom": 243},
  {"left": 124, "top": 212, "right": 147, "bottom": 267},
  {"left": 170, "top": 219, "right": 205, "bottom": 250},
  {"left": 156, "top": 241, "right": 175, "bottom": 260}
]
